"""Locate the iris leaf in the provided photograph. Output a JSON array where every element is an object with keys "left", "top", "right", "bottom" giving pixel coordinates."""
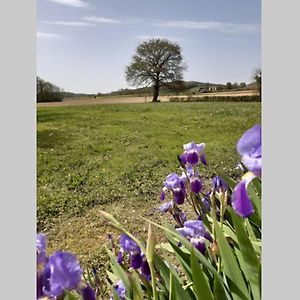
[{"left": 190, "top": 248, "right": 213, "bottom": 300}]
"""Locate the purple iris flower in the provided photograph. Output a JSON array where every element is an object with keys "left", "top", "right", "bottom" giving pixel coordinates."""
[
  {"left": 161, "top": 173, "right": 186, "bottom": 205},
  {"left": 159, "top": 201, "right": 173, "bottom": 213},
  {"left": 181, "top": 142, "right": 207, "bottom": 166},
  {"left": 80, "top": 285, "right": 96, "bottom": 300},
  {"left": 211, "top": 176, "right": 228, "bottom": 192},
  {"left": 237, "top": 124, "right": 261, "bottom": 176},
  {"left": 36, "top": 233, "right": 47, "bottom": 264},
  {"left": 190, "top": 176, "right": 203, "bottom": 194},
  {"left": 177, "top": 220, "right": 211, "bottom": 255},
  {"left": 186, "top": 150, "right": 199, "bottom": 165},
  {"left": 42, "top": 251, "right": 82, "bottom": 298},
  {"left": 200, "top": 193, "right": 211, "bottom": 213},
  {"left": 119, "top": 234, "right": 142, "bottom": 269},
  {"left": 119, "top": 234, "right": 141, "bottom": 253},
  {"left": 164, "top": 173, "right": 186, "bottom": 189},
  {"left": 117, "top": 251, "right": 123, "bottom": 264},
  {"left": 173, "top": 187, "right": 185, "bottom": 205},
  {"left": 159, "top": 190, "right": 166, "bottom": 201},
  {"left": 130, "top": 252, "right": 143, "bottom": 269},
  {"left": 110, "top": 280, "right": 126, "bottom": 300},
  {"left": 139, "top": 254, "right": 151, "bottom": 280},
  {"left": 231, "top": 173, "right": 256, "bottom": 218}
]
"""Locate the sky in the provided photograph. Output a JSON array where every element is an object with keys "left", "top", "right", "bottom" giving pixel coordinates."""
[{"left": 37, "top": 0, "right": 261, "bottom": 93}]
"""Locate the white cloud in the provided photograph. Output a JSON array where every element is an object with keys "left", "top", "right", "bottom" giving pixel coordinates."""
[
  {"left": 82, "top": 16, "right": 121, "bottom": 24},
  {"left": 37, "top": 31, "right": 69, "bottom": 39},
  {"left": 156, "top": 20, "right": 260, "bottom": 34},
  {"left": 43, "top": 21, "right": 96, "bottom": 27},
  {"left": 47, "top": 0, "right": 89, "bottom": 8}
]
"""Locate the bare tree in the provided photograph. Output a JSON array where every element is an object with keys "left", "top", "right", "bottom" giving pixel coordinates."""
[
  {"left": 252, "top": 68, "right": 262, "bottom": 99},
  {"left": 125, "top": 39, "right": 186, "bottom": 102}
]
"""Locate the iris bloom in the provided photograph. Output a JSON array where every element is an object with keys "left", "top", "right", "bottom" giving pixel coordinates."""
[
  {"left": 236, "top": 124, "right": 261, "bottom": 176},
  {"left": 42, "top": 251, "right": 82, "bottom": 298},
  {"left": 211, "top": 176, "right": 228, "bottom": 193},
  {"left": 160, "top": 172, "right": 187, "bottom": 205},
  {"left": 119, "top": 234, "right": 142, "bottom": 269},
  {"left": 232, "top": 172, "right": 256, "bottom": 218},
  {"left": 180, "top": 142, "right": 207, "bottom": 166},
  {"left": 36, "top": 233, "right": 96, "bottom": 300},
  {"left": 177, "top": 220, "right": 212, "bottom": 254},
  {"left": 190, "top": 176, "right": 203, "bottom": 194},
  {"left": 232, "top": 124, "right": 262, "bottom": 218},
  {"left": 36, "top": 233, "right": 47, "bottom": 265},
  {"left": 110, "top": 279, "right": 126, "bottom": 300}
]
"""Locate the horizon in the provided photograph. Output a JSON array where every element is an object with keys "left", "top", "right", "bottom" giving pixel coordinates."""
[{"left": 37, "top": 0, "right": 261, "bottom": 94}]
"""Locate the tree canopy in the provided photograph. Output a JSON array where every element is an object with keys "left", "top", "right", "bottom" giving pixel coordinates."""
[
  {"left": 125, "top": 39, "right": 186, "bottom": 102},
  {"left": 37, "top": 77, "right": 63, "bottom": 103}
]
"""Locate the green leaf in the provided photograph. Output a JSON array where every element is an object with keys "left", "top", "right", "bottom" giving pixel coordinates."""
[
  {"left": 247, "top": 182, "right": 261, "bottom": 220},
  {"left": 213, "top": 274, "right": 230, "bottom": 300},
  {"left": 129, "top": 271, "right": 144, "bottom": 300},
  {"left": 230, "top": 208, "right": 261, "bottom": 300},
  {"left": 169, "top": 273, "right": 177, "bottom": 300},
  {"left": 157, "top": 242, "right": 174, "bottom": 253},
  {"left": 252, "top": 177, "right": 261, "bottom": 198},
  {"left": 213, "top": 219, "right": 250, "bottom": 300},
  {"left": 167, "top": 236, "right": 193, "bottom": 281},
  {"left": 107, "top": 270, "right": 120, "bottom": 284},
  {"left": 190, "top": 248, "right": 213, "bottom": 300},
  {"left": 63, "top": 291, "right": 80, "bottom": 300}
]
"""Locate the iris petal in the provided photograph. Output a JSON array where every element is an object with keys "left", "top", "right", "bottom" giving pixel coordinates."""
[
  {"left": 231, "top": 179, "right": 255, "bottom": 218},
  {"left": 237, "top": 124, "right": 261, "bottom": 157}
]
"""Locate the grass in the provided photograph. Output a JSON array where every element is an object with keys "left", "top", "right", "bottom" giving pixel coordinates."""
[{"left": 37, "top": 102, "right": 260, "bottom": 273}]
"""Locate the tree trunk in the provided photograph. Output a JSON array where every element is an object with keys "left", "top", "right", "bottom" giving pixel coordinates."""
[{"left": 152, "top": 84, "right": 159, "bottom": 102}]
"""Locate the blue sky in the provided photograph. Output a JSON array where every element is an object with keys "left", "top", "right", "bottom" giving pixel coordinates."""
[{"left": 37, "top": 0, "right": 261, "bottom": 93}]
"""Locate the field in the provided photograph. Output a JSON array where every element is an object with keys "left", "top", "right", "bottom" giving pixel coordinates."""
[
  {"left": 37, "top": 90, "right": 258, "bottom": 107},
  {"left": 37, "top": 102, "right": 260, "bottom": 271}
]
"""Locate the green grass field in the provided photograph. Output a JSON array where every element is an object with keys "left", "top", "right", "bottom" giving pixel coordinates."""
[{"left": 37, "top": 102, "right": 260, "bottom": 268}]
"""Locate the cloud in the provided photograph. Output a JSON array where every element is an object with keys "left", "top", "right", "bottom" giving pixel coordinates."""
[
  {"left": 43, "top": 21, "right": 96, "bottom": 27},
  {"left": 156, "top": 20, "right": 260, "bottom": 34},
  {"left": 82, "top": 16, "right": 121, "bottom": 24},
  {"left": 37, "top": 31, "right": 69, "bottom": 39},
  {"left": 47, "top": 0, "right": 89, "bottom": 8}
]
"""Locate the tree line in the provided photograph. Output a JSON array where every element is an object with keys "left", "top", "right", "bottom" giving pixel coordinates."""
[{"left": 36, "top": 77, "right": 63, "bottom": 103}]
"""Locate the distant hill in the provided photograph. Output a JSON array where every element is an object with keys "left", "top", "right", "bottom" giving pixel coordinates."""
[
  {"left": 99, "top": 81, "right": 257, "bottom": 97},
  {"left": 60, "top": 80, "right": 257, "bottom": 99}
]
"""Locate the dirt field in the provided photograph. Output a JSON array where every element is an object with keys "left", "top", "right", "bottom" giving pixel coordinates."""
[{"left": 37, "top": 90, "right": 258, "bottom": 107}]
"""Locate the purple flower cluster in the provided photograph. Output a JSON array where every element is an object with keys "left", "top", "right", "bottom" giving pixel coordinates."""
[
  {"left": 36, "top": 233, "right": 96, "bottom": 300},
  {"left": 158, "top": 124, "right": 261, "bottom": 254}
]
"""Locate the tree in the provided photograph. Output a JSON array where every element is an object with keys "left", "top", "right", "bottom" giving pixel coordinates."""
[
  {"left": 37, "top": 77, "right": 63, "bottom": 102},
  {"left": 226, "top": 82, "right": 232, "bottom": 90},
  {"left": 125, "top": 39, "right": 186, "bottom": 102},
  {"left": 252, "top": 68, "right": 262, "bottom": 100}
]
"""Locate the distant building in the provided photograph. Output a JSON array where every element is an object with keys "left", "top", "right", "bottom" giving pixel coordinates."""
[{"left": 198, "top": 85, "right": 217, "bottom": 93}]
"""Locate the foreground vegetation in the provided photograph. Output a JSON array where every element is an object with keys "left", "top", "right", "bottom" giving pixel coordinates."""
[{"left": 37, "top": 102, "right": 260, "bottom": 275}]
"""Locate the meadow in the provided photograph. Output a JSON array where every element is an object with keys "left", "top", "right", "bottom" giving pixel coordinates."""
[{"left": 37, "top": 102, "right": 260, "bottom": 271}]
